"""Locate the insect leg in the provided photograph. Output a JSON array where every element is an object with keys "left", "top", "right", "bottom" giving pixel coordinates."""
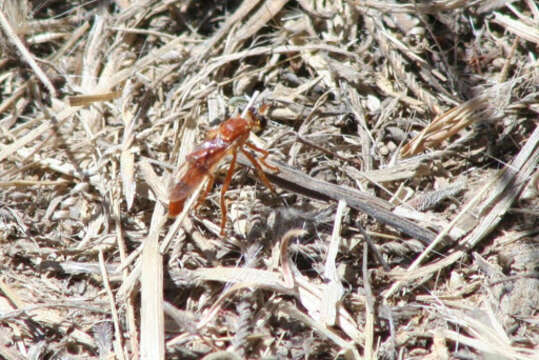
[
  {"left": 245, "top": 142, "right": 279, "bottom": 172},
  {"left": 219, "top": 147, "right": 238, "bottom": 235},
  {"left": 194, "top": 174, "right": 215, "bottom": 210},
  {"left": 241, "top": 149, "right": 275, "bottom": 193}
]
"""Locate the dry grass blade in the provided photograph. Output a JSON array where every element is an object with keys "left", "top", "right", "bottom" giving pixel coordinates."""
[
  {"left": 0, "top": 122, "right": 52, "bottom": 163},
  {"left": 364, "top": 15, "right": 442, "bottom": 114},
  {"left": 98, "top": 250, "right": 126, "bottom": 360},
  {"left": 68, "top": 90, "right": 122, "bottom": 106},
  {"left": 278, "top": 304, "right": 362, "bottom": 360},
  {"left": 0, "top": 5, "right": 57, "bottom": 97},
  {"left": 140, "top": 204, "right": 166, "bottom": 359},
  {"left": 493, "top": 12, "right": 539, "bottom": 45},
  {"left": 461, "top": 125, "right": 539, "bottom": 249},
  {"left": 0, "top": 281, "right": 95, "bottom": 348},
  {"left": 386, "top": 125, "right": 539, "bottom": 298},
  {"left": 437, "top": 305, "right": 538, "bottom": 360},
  {"left": 231, "top": 0, "right": 290, "bottom": 44},
  {"left": 120, "top": 149, "right": 135, "bottom": 210},
  {"left": 357, "top": 0, "right": 471, "bottom": 13},
  {"left": 344, "top": 160, "right": 430, "bottom": 184},
  {"left": 321, "top": 199, "right": 346, "bottom": 326},
  {"left": 193, "top": 0, "right": 262, "bottom": 59},
  {"left": 362, "top": 224, "right": 377, "bottom": 360},
  {"left": 120, "top": 106, "right": 136, "bottom": 211},
  {"left": 401, "top": 94, "right": 489, "bottom": 157}
]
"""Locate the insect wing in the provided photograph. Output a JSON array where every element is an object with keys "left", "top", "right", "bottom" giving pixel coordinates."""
[{"left": 169, "top": 159, "right": 215, "bottom": 217}]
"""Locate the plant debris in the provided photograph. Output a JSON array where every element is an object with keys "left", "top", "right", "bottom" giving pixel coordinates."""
[{"left": 1, "top": 0, "right": 538, "bottom": 359}]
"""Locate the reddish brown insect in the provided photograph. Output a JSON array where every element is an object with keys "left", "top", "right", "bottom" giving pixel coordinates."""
[{"left": 169, "top": 104, "right": 277, "bottom": 235}]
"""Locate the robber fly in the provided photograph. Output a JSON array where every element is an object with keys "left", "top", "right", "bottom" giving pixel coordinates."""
[{"left": 169, "top": 104, "right": 277, "bottom": 235}]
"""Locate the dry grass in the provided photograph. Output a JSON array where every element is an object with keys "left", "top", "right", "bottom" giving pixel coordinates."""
[{"left": 0, "top": 0, "right": 538, "bottom": 359}]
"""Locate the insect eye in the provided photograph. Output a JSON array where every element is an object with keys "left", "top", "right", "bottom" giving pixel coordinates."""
[
  {"left": 256, "top": 114, "right": 267, "bottom": 133},
  {"left": 246, "top": 106, "right": 267, "bottom": 133}
]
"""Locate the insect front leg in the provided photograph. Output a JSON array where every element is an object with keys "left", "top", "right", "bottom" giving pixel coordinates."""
[
  {"left": 241, "top": 149, "right": 275, "bottom": 193},
  {"left": 245, "top": 142, "right": 279, "bottom": 173}
]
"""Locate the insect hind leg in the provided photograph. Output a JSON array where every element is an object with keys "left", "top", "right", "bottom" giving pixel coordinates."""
[{"left": 194, "top": 174, "right": 215, "bottom": 210}]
